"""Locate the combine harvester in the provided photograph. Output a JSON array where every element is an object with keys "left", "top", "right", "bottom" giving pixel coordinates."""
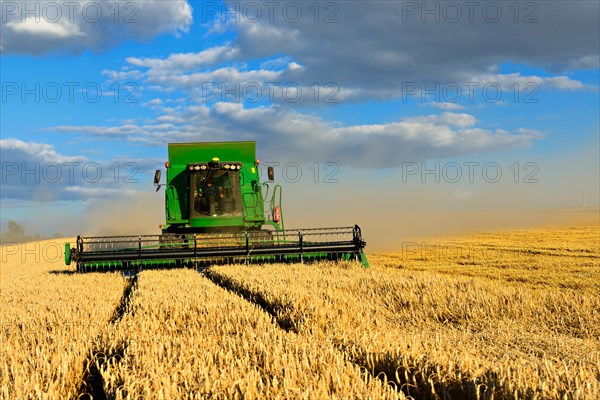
[{"left": 65, "top": 141, "right": 367, "bottom": 272}]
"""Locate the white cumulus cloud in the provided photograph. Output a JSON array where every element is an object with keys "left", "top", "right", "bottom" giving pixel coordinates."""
[
  {"left": 1, "top": 0, "right": 193, "bottom": 54},
  {"left": 48, "top": 106, "right": 544, "bottom": 168}
]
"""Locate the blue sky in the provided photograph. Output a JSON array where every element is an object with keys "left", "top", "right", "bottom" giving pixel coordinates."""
[{"left": 1, "top": 0, "right": 599, "bottom": 237}]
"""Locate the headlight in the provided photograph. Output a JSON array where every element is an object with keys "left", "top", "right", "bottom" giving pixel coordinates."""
[
  {"left": 194, "top": 165, "right": 200, "bottom": 170},
  {"left": 224, "top": 164, "right": 230, "bottom": 169}
]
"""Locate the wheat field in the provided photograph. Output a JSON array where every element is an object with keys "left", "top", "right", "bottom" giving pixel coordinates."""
[
  {"left": 1, "top": 221, "right": 598, "bottom": 399},
  {"left": 0, "top": 239, "right": 126, "bottom": 399}
]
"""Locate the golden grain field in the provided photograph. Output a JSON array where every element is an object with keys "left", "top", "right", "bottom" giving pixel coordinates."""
[
  {"left": 0, "top": 239, "right": 125, "bottom": 399},
  {"left": 96, "top": 269, "right": 399, "bottom": 399},
  {"left": 1, "top": 222, "right": 598, "bottom": 399}
]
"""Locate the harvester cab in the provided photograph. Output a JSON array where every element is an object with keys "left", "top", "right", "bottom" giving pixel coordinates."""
[{"left": 65, "top": 141, "right": 367, "bottom": 272}]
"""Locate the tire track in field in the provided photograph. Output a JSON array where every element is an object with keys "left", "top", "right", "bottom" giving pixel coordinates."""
[
  {"left": 77, "top": 274, "right": 139, "bottom": 400},
  {"left": 203, "top": 269, "right": 520, "bottom": 400},
  {"left": 202, "top": 269, "right": 409, "bottom": 398}
]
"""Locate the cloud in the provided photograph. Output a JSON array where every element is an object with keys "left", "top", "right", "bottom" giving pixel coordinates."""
[
  {"left": 49, "top": 124, "right": 146, "bottom": 138},
  {"left": 472, "top": 73, "right": 592, "bottom": 91},
  {"left": 115, "top": 46, "right": 591, "bottom": 109},
  {"left": 147, "top": 65, "right": 285, "bottom": 88},
  {"left": 211, "top": 0, "right": 598, "bottom": 90},
  {"left": 101, "top": 69, "right": 143, "bottom": 81},
  {"left": 429, "top": 102, "right": 465, "bottom": 110},
  {"left": 1, "top": 0, "right": 193, "bottom": 54},
  {"left": 543, "top": 76, "right": 588, "bottom": 91},
  {"left": 404, "top": 112, "right": 476, "bottom": 129},
  {"left": 142, "top": 98, "right": 163, "bottom": 107},
  {"left": 6, "top": 17, "right": 84, "bottom": 38},
  {"left": 126, "top": 45, "right": 239, "bottom": 71},
  {"left": 64, "top": 185, "right": 138, "bottom": 197},
  {"left": 0, "top": 138, "right": 86, "bottom": 163},
  {"left": 115, "top": 47, "right": 323, "bottom": 105},
  {"left": 48, "top": 106, "right": 543, "bottom": 168},
  {"left": 565, "top": 55, "right": 600, "bottom": 70},
  {"left": 0, "top": 138, "right": 162, "bottom": 201},
  {"left": 123, "top": 45, "right": 293, "bottom": 87}
]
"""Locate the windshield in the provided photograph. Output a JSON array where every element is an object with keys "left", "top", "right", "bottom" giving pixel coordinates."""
[{"left": 190, "top": 170, "right": 242, "bottom": 217}]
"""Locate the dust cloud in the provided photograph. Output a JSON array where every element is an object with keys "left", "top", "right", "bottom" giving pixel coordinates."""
[
  {"left": 9, "top": 145, "right": 596, "bottom": 251},
  {"left": 73, "top": 146, "right": 600, "bottom": 249},
  {"left": 283, "top": 184, "right": 598, "bottom": 252},
  {"left": 281, "top": 147, "right": 599, "bottom": 252},
  {"left": 79, "top": 191, "right": 164, "bottom": 236}
]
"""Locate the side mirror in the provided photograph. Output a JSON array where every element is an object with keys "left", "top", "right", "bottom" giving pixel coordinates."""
[
  {"left": 267, "top": 166, "right": 275, "bottom": 182},
  {"left": 153, "top": 169, "right": 162, "bottom": 191}
]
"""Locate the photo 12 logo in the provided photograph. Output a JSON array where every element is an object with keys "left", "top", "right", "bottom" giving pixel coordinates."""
[
  {"left": 1, "top": 1, "right": 139, "bottom": 24},
  {"left": 200, "top": 82, "right": 339, "bottom": 104},
  {"left": 398, "top": 241, "right": 540, "bottom": 263},
  {"left": 1, "top": 162, "right": 140, "bottom": 184},
  {"left": 401, "top": 161, "right": 540, "bottom": 184},
  {"left": 1, "top": 241, "right": 64, "bottom": 264},
  {"left": 200, "top": 1, "right": 340, "bottom": 24},
  {"left": 400, "top": 1, "right": 540, "bottom": 24},
  {"left": 1, "top": 81, "right": 139, "bottom": 104},
  {"left": 402, "top": 81, "right": 539, "bottom": 104}
]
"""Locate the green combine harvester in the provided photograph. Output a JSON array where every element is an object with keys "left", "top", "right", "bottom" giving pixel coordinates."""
[{"left": 65, "top": 141, "right": 367, "bottom": 272}]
